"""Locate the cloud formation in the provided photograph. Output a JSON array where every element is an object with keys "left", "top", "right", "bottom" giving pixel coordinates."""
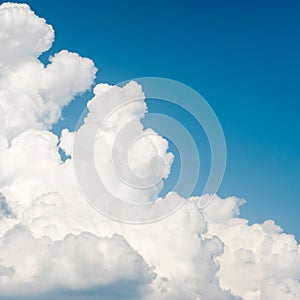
[
  {"left": 0, "top": 3, "right": 96, "bottom": 142},
  {"left": 0, "top": 3, "right": 299, "bottom": 300}
]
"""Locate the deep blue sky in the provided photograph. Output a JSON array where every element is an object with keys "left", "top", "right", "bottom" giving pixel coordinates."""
[{"left": 13, "top": 0, "right": 300, "bottom": 239}]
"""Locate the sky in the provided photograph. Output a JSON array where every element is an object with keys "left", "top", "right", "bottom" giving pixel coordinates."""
[
  {"left": 16, "top": 0, "right": 300, "bottom": 239},
  {"left": 0, "top": 2, "right": 300, "bottom": 299}
]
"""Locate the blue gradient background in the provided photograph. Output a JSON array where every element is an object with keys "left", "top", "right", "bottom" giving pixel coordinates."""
[{"left": 13, "top": 0, "right": 300, "bottom": 239}]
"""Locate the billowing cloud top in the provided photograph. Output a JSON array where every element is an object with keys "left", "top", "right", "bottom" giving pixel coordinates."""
[
  {"left": 0, "top": 3, "right": 54, "bottom": 63},
  {"left": 0, "top": 3, "right": 97, "bottom": 142},
  {"left": 0, "top": 3, "right": 299, "bottom": 300}
]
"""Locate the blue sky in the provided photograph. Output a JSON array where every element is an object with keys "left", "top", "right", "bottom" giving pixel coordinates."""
[{"left": 18, "top": 0, "right": 300, "bottom": 239}]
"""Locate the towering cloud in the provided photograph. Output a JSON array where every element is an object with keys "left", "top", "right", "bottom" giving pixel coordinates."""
[{"left": 0, "top": 3, "right": 299, "bottom": 300}]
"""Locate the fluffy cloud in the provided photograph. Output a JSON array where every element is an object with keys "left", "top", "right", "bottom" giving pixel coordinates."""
[
  {"left": 0, "top": 226, "right": 154, "bottom": 299},
  {"left": 0, "top": 3, "right": 299, "bottom": 300},
  {"left": 0, "top": 3, "right": 97, "bottom": 142},
  {"left": 0, "top": 3, "right": 54, "bottom": 64}
]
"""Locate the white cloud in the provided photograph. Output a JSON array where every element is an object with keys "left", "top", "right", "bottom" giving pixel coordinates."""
[
  {"left": 0, "top": 3, "right": 299, "bottom": 300},
  {"left": 0, "top": 225, "right": 154, "bottom": 298},
  {"left": 0, "top": 3, "right": 54, "bottom": 65},
  {"left": 0, "top": 3, "right": 97, "bottom": 142}
]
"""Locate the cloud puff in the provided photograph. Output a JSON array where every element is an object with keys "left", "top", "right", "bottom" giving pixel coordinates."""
[
  {"left": 77, "top": 81, "right": 174, "bottom": 204},
  {"left": 0, "top": 3, "right": 97, "bottom": 142},
  {"left": 0, "top": 226, "right": 154, "bottom": 299},
  {"left": 0, "top": 3, "right": 54, "bottom": 64},
  {"left": 0, "top": 3, "right": 299, "bottom": 300}
]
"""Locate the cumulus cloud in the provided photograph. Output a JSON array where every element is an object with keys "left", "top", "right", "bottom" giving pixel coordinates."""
[
  {"left": 0, "top": 3, "right": 97, "bottom": 142},
  {"left": 0, "top": 3, "right": 54, "bottom": 64},
  {"left": 0, "top": 3, "right": 299, "bottom": 300},
  {"left": 0, "top": 226, "right": 154, "bottom": 299}
]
